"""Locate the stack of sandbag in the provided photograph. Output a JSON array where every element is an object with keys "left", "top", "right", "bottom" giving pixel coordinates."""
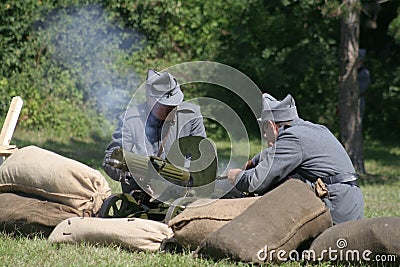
[
  {"left": 0, "top": 193, "right": 81, "bottom": 237},
  {"left": 49, "top": 217, "right": 173, "bottom": 252},
  {"left": 0, "top": 145, "right": 112, "bottom": 236},
  {"left": 308, "top": 217, "right": 400, "bottom": 264},
  {"left": 195, "top": 179, "right": 333, "bottom": 264},
  {"left": 168, "top": 196, "right": 260, "bottom": 250}
]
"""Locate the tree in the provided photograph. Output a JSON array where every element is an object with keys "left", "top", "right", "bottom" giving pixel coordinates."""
[
  {"left": 338, "top": 0, "right": 365, "bottom": 173},
  {"left": 1, "top": 0, "right": 399, "bottom": 144}
]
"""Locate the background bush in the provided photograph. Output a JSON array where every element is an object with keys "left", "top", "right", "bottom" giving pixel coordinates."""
[{"left": 1, "top": 0, "right": 399, "bottom": 141}]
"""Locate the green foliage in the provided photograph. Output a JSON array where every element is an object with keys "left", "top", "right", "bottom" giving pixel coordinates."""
[
  {"left": 363, "top": 56, "right": 400, "bottom": 141},
  {"left": 0, "top": 27, "right": 97, "bottom": 138},
  {"left": 389, "top": 6, "right": 400, "bottom": 43},
  {"left": 0, "top": 1, "right": 41, "bottom": 75},
  {"left": 359, "top": 1, "right": 400, "bottom": 141},
  {"left": 211, "top": 1, "right": 340, "bottom": 130},
  {"left": 0, "top": 1, "right": 140, "bottom": 138},
  {"left": 104, "top": 0, "right": 247, "bottom": 69},
  {"left": 104, "top": 1, "right": 344, "bottom": 134},
  {"left": 1, "top": 1, "right": 84, "bottom": 136},
  {"left": 1, "top": 0, "right": 399, "bottom": 141}
]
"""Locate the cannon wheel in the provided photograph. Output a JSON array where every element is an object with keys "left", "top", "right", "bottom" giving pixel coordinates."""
[
  {"left": 98, "top": 193, "right": 142, "bottom": 218},
  {"left": 163, "top": 197, "right": 197, "bottom": 224}
]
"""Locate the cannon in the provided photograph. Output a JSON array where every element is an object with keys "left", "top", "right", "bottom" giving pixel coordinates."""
[{"left": 98, "top": 136, "right": 222, "bottom": 223}]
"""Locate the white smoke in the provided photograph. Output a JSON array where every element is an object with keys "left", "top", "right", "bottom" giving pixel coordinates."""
[{"left": 36, "top": 4, "right": 143, "bottom": 120}]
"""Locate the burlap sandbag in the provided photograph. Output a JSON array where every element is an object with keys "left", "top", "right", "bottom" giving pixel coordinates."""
[
  {"left": 308, "top": 217, "right": 400, "bottom": 264},
  {"left": 0, "top": 192, "right": 80, "bottom": 237},
  {"left": 168, "top": 196, "right": 260, "bottom": 250},
  {"left": 49, "top": 217, "right": 174, "bottom": 252},
  {"left": 195, "top": 179, "right": 333, "bottom": 264},
  {"left": 0, "top": 146, "right": 111, "bottom": 215}
]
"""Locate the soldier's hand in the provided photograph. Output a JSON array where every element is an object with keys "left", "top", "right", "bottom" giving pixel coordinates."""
[
  {"left": 105, "top": 158, "right": 122, "bottom": 168},
  {"left": 227, "top": 168, "right": 242, "bottom": 185},
  {"left": 244, "top": 159, "right": 254, "bottom": 170}
]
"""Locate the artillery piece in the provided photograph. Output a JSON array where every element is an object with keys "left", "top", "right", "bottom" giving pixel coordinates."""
[{"left": 98, "top": 136, "right": 224, "bottom": 223}]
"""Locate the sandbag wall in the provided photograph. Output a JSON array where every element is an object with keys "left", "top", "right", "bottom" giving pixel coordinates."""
[
  {"left": 168, "top": 196, "right": 261, "bottom": 250},
  {"left": 0, "top": 146, "right": 112, "bottom": 236},
  {"left": 1, "top": 146, "right": 398, "bottom": 263},
  {"left": 49, "top": 217, "right": 173, "bottom": 252},
  {"left": 308, "top": 216, "right": 400, "bottom": 265},
  {"left": 194, "top": 179, "right": 333, "bottom": 264}
]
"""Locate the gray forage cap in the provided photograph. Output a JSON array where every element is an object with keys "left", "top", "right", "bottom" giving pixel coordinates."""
[
  {"left": 260, "top": 93, "right": 298, "bottom": 122},
  {"left": 145, "top": 69, "right": 184, "bottom": 106}
]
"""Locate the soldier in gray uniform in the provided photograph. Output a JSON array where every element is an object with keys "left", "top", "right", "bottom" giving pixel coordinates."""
[
  {"left": 227, "top": 93, "right": 364, "bottom": 224},
  {"left": 103, "top": 69, "right": 206, "bottom": 193},
  {"left": 358, "top": 49, "right": 370, "bottom": 121}
]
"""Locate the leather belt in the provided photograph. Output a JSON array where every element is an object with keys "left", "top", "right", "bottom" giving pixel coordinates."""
[{"left": 321, "top": 172, "right": 359, "bottom": 187}]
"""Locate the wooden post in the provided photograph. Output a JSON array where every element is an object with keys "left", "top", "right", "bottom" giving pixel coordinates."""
[{"left": 0, "top": 96, "right": 23, "bottom": 162}]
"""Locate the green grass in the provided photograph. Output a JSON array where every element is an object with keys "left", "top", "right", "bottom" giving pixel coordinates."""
[
  {"left": 1, "top": 130, "right": 399, "bottom": 266},
  {"left": 361, "top": 139, "right": 400, "bottom": 218},
  {"left": 12, "top": 128, "right": 108, "bottom": 168},
  {"left": 1, "top": 233, "right": 332, "bottom": 267},
  {"left": 0, "top": 234, "right": 240, "bottom": 267}
]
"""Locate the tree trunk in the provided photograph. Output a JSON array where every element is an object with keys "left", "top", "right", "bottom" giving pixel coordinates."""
[{"left": 338, "top": 0, "right": 365, "bottom": 174}]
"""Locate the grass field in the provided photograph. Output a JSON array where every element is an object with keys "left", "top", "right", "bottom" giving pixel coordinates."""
[{"left": 1, "top": 129, "right": 399, "bottom": 266}]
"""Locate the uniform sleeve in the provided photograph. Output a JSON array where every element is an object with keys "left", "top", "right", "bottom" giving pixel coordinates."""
[
  {"left": 235, "top": 130, "right": 303, "bottom": 194},
  {"left": 102, "top": 113, "right": 128, "bottom": 181},
  {"left": 190, "top": 116, "right": 206, "bottom": 138},
  {"left": 251, "top": 153, "right": 261, "bottom": 166},
  {"left": 190, "top": 107, "right": 207, "bottom": 138}
]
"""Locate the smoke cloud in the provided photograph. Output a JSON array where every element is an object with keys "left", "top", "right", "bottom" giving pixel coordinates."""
[{"left": 36, "top": 4, "right": 143, "bottom": 121}]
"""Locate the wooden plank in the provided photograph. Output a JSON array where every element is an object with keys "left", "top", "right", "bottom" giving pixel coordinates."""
[
  {"left": 0, "top": 145, "right": 18, "bottom": 157},
  {"left": 0, "top": 96, "right": 23, "bottom": 146},
  {"left": 0, "top": 145, "right": 16, "bottom": 150}
]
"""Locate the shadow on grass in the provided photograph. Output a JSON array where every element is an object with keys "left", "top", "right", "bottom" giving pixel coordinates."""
[
  {"left": 364, "top": 142, "right": 399, "bottom": 168},
  {"left": 361, "top": 139, "right": 400, "bottom": 186},
  {"left": 358, "top": 173, "right": 399, "bottom": 186}
]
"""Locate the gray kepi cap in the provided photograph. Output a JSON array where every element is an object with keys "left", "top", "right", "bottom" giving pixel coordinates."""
[
  {"left": 146, "top": 69, "right": 184, "bottom": 106},
  {"left": 260, "top": 93, "right": 298, "bottom": 122}
]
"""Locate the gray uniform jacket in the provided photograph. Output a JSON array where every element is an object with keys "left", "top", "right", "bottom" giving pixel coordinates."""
[
  {"left": 236, "top": 118, "right": 364, "bottom": 224},
  {"left": 103, "top": 102, "right": 206, "bottom": 181}
]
